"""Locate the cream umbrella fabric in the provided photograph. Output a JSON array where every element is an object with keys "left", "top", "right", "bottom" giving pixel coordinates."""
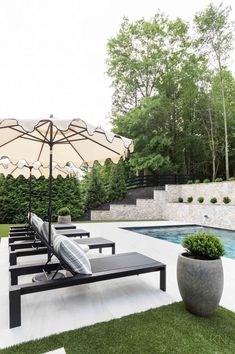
[
  {"left": 0, "top": 159, "right": 73, "bottom": 179},
  {"left": 0, "top": 117, "right": 133, "bottom": 251},
  {"left": 0, "top": 118, "right": 133, "bottom": 167}
]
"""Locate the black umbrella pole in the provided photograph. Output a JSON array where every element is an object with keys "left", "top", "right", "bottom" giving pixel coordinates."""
[{"left": 28, "top": 167, "right": 32, "bottom": 226}]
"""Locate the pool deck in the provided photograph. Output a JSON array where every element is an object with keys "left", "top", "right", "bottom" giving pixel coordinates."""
[{"left": 0, "top": 220, "right": 235, "bottom": 349}]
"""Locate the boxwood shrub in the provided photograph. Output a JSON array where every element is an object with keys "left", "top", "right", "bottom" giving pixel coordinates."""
[
  {"left": 187, "top": 180, "right": 193, "bottom": 184},
  {"left": 229, "top": 177, "right": 235, "bottom": 181},
  {"left": 203, "top": 178, "right": 210, "bottom": 183},
  {"left": 194, "top": 179, "right": 201, "bottom": 184},
  {"left": 178, "top": 197, "right": 183, "bottom": 203},
  {"left": 215, "top": 178, "right": 223, "bottom": 182},
  {"left": 187, "top": 196, "right": 193, "bottom": 203},
  {"left": 182, "top": 232, "right": 225, "bottom": 259},
  {"left": 58, "top": 207, "right": 71, "bottom": 216},
  {"left": 223, "top": 197, "right": 231, "bottom": 204},
  {"left": 210, "top": 197, "right": 217, "bottom": 204},
  {"left": 197, "top": 196, "right": 204, "bottom": 203}
]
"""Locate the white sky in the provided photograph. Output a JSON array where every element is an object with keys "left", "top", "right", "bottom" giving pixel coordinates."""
[{"left": 0, "top": 0, "right": 234, "bottom": 129}]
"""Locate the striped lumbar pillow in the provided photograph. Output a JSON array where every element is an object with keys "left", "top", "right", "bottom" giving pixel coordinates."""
[{"left": 54, "top": 235, "right": 92, "bottom": 274}]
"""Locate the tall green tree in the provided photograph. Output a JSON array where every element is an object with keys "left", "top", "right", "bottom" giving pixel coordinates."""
[
  {"left": 85, "top": 163, "right": 107, "bottom": 209},
  {"left": 194, "top": 3, "right": 235, "bottom": 179},
  {"left": 107, "top": 160, "right": 127, "bottom": 201}
]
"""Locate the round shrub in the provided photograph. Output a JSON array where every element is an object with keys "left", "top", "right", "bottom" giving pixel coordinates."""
[
  {"left": 178, "top": 197, "right": 183, "bottom": 203},
  {"left": 229, "top": 177, "right": 235, "bottom": 181},
  {"left": 197, "top": 196, "right": 204, "bottom": 203},
  {"left": 210, "top": 197, "right": 217, "bottom": 204},
  {"left": 187, "top": 196, "right": 193, "bottom": 203},
  {"left": 203, "top": 178, "right": 210, "bottom": 183},
  {"left": 58, "top": 207, "right": 71, "bottom": 216},
  {"left": 187, "top": 180, "right": 193, "bottom": 184},
  {"left": 215, "top": 178, "right": 223, "bottom": 182},
  {"left": 195, "top": 179, "right": 201, "bottom": 184},
  {"left": 223, "top": 196, "right": 231, "bottom": 204},
  {"left": 182, "top": 233, "right": 225, "bottom": 259}
]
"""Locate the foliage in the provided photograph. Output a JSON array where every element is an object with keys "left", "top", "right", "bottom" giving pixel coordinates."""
[
  {"left": 195, "top": 179, "right": 200, "bottom": 184},
  {"left": 187, "top": 197, "right": 193, "bottom": 203},
  {"left": 107, "top": 6, "right": 235, "bottom": 180},
  {"left": 210, "top": 197, "right": 217, "bottom": 204},
  {"left": 197, "top": 197, "right": 204, "bottom": 203},
  {"left": 0, "top": 175, "right": 83, "bottom": 223},
  {"left": 178, "top": 197, "right": 183, "bottom": 203},
  {"left": 229, "top": 177, "right": 235, "bottom": 181},
  {"left": 85, "top": 163, "right": 107, "bottom": 209},
  {"left": 223, "top": 197, "right": 231, "bottom": 204},
  {"left": 107, "top": 160, "right": 127, "bottom": 202},
  {"left": 182, "top": 232, "right": 225, "bottom": 259},
  {"left": 215, "top": 178, "right": 223, "bottom": 182},
  {"left": 203, "top": 179, "right": 210, "bottom": 183},
  {"left": 187, "top": 180, "right": 193, "bottom": 184},
  {"left": 58, "top": 207, "right": 71, "bottom": 216}
]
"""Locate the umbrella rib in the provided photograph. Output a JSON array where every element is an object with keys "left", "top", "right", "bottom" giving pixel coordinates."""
[
  {"left": 0, "top": 132, "right": 26, "bottom": 148},
  {"left": 78, "top": 131, "right": 122, "bottom": 155},
  {"left": 60, "top": 131, "right": 85, "bottom": 163},
  {"left": 37, "top": 124, "right": 51, "bottom": 161},
  {"left": 54, "top": 128, "right": 87, "bottom": 143}
]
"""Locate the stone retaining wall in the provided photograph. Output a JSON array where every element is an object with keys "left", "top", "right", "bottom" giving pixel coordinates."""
[{"left": 91, "top": 181, "right": 235, "bottom": 229}]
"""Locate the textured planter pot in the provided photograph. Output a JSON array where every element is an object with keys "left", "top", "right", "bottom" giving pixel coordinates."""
[
  {"left": 57, "top": 215, "right": 71, "bottom": 224},
  {"left": 177, "top": 253, "right": 223, "bottom": 316}
]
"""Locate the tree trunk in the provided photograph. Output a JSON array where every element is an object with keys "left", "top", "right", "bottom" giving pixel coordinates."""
[
  {"left": 208, "top": 109, "right": 216, "bottom": 180},
  {"left": 218, "top": 60, "right": 229, "bottom": 179}
]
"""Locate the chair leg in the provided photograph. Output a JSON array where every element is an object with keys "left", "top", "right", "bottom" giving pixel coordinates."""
[
  {"left": 9, "top": 253, "right": 17, "bottom": 266},
  {"left": 9, "top": 288, "right": 21, "bottom": 328},
  {"left": 160, "top": 268, "right": 166, "bottom": 291}
]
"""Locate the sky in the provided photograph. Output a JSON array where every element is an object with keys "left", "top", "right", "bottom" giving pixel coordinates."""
[{"left": 0, "top": 0, "right": 234, "bottom": 129}]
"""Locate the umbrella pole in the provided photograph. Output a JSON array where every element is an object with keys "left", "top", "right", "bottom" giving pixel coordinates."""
[
  {"left": 28, "top": 167, "right": 32, "bottom": 226},
  {"left": 48, "top": 122, "right": 53, "bottom": 259}
]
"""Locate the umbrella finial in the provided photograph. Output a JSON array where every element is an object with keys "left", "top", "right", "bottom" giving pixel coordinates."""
[{"left": 50, "top": 114, "right": 53, "bottom": 119}]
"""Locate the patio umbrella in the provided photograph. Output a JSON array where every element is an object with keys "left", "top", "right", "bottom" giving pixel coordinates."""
[
  {"left": 0, "top": 117, "right": 133, "bottom": 249},
  {"left": 0, "top": 158, "right": 72, "bottom": 225}
]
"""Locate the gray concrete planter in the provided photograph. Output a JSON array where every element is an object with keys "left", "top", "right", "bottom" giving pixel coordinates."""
[
  {"left": 57, "top": 215, "right": 71, "bottom": 224},
  {"left": 177, "top": 253, "right": 224, "bottom": 316}
]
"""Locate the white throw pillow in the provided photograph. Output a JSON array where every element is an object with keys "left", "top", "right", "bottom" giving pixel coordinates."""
[{"left": 54, "top": 235, "right": 92, "bottom": 275}]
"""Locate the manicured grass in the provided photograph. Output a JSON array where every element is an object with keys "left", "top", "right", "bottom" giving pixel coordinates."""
[
  {"left": 1, "top": 303, "right": 235, "bottom": 354},
  {"left": 0, "top": 224, "right": 23, "bottom": 238}
]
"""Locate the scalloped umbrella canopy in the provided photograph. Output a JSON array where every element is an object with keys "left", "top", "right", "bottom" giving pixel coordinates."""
[
  {"left": 0, "top": 159, "right": 72, "bottom": 179},
  {"left": 0, "top": 117, "right": 133, "bottom": 249},
  {"left": 0, "top": 118, "right": 133, "bottom": 167}
]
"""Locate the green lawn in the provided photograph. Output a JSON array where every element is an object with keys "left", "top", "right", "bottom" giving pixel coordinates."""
[
  {"left": 0, "top": 224, "right": 23, "bottom": 238},
  {"left": 1, "top": 303, "right": 235, "bottom": 354}
]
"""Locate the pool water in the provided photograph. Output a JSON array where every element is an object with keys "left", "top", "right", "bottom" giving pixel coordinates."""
[{"left": 125, "top": 225, "right": 235, "bottom": 260}]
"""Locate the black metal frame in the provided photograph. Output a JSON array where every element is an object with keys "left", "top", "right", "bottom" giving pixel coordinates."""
[
  {"left": 9, "top": 252, "right": 166, "bottom": 328},
  {"left": 9, "top": 238, "right": 116, "bottom": 266}
]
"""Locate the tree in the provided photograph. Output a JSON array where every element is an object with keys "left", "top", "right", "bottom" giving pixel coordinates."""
[
  {"left": 107, "top": 160, "right": 127, "bottom": 201},
  {"left": 85, "top": 163, "right": 107, "bottom": 209},
  {"left": 194, "top": 3, "right": 235, "bottom": 179}
]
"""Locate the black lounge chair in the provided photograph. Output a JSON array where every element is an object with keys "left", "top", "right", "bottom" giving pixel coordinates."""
[
  {"left": 9, "top": 251, "right": 166, "bottom": 328},
  {"left": 9, "top": 237, "right": 116, "bottom": 265},
  {"left": 8, "top": 218, "right": 166, "bottom": 328},
  {"left": 9, "top": 228, "right": 90, "bottom": 245},
  {"left": 9, "top": 223, "right": 76, "bottom": 236}
]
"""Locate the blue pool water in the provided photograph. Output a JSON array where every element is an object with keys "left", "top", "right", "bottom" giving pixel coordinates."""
[{"left": 124, "top": 225, "right": 235, "bottom": 260}]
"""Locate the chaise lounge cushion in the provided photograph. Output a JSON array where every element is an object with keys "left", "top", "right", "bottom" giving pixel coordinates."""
[
  {"left": 54, "top": 235, "right": 92, "bottom": 274},
  {"left": 41, "top": 221, "right": 57, "bottom": 243}
]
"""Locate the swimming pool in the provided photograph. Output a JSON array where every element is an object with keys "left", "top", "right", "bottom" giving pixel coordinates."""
[{"left": 124, "top": 225, "right": 235, "bottom": 259}]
